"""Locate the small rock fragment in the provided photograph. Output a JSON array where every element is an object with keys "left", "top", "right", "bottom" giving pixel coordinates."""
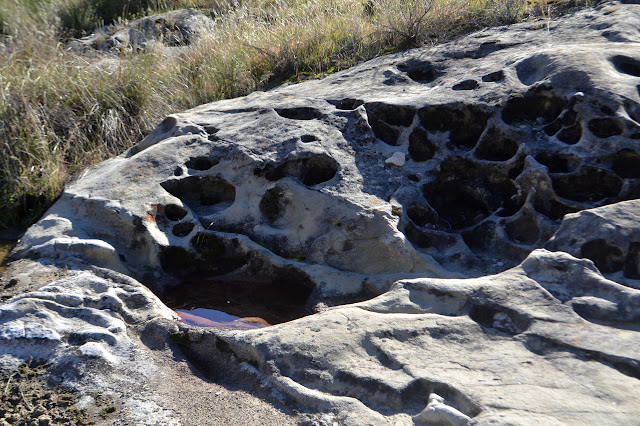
[
  {"left": 385, "top": 152, "right": 405, "bottom": 167},
  {"left": 412, "top": 393, "right": 470, "bottom": 425}
]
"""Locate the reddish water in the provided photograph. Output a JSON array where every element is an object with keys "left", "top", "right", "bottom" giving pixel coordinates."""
[
  {"left": 159, "top": 277, "right": 312, "bottom": 328},
  {"left": 175, "top": 308, "right": 268, "bottom": 330}
]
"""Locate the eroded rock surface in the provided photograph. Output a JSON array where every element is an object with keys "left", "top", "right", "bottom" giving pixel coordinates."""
[
  {"left": 73, "top": 8, "right": 215, "bottom": 53},
  {"left": 2, "top": 2, "right": 640, "bottom": 424}
]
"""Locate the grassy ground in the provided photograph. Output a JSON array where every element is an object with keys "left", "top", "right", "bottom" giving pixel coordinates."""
[{"left": 0, "top": 0, "right": 587, "bottom": 232}]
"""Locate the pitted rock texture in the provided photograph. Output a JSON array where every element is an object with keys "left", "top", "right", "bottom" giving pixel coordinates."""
[
  {"left": 18, "top": 3, "right": 640, "bottom": 281},
  {"left": 4, "top": 2, "right": 640, "bottom": 425}
]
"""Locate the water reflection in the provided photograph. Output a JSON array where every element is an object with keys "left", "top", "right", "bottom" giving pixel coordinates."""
[{"left": 176, "top": 308, "right": 269, "bottom": 329}]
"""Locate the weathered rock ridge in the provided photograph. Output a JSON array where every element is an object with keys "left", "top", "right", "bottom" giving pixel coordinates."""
[
  {"left": 2, "top": 2, "right": 640, "bottom": 424},
  {"left": 72, "top": 8, "right": 215, "bottom": 53}
]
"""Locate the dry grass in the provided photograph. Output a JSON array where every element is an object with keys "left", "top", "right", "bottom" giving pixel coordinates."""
[{"left": 0, "top": 0, "right": 590, "bottom": 230}]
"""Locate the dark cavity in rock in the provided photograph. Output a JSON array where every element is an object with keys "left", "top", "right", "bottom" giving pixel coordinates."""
[
  {"left": 482, "top": 70, "right": 504, "bottom": 82},
  {"left": 255, "top": 154, "right": 338, "bottom": 186},
  {"left": 157, "top": 239, "right": 314, "bottom": 325},
  {"left": 452, "top": 79, "right": 479, "bottom": 90},
  {"left": 159, "top": 276, "right": 312, "bottom": 326},
  {"left": 581, "top": 239, "right": 625, "bottom": 273},
  {"left": 408, "top": 127, "right": 436, "bottom": 161},
  {"left": 407, "top": 204, "right": 439, "bottom": 227},
  {"left": 328, "top": 98, "right": 364, "bottom": 110},
  {"left": 260, "top": 187, "right": 290, "bottom": 223},
  {"left": 161, "top": 175, "right": 236, "bottom": 216},
  {"left": 422, "top": 157, "right": 516, "bottom": 230},
  {"left": 418, "top": 104, "right": 490, "bottom": 150},
  {"left": 624, "top": 242, "right": 640, "bottom": 279},
  {"left": 533, "top": 196, "right": 577, "bottom": 221},
  {"left": 185, "top": 156, "right": 219, "bottom": 171},
  {"left": 397, "top": 59, "right": 441, "bottom": 82},
  {"left": 474, "top": 128, "right": 518, "bottom": 161},
  {"left": 587, "top": 117, "right": 623, "bottom": 138},
  {"left": 164, "top": 204, "right": 188, "bottom": 221},
  {"left": 365, "top": 102, "right": 415, "bottom": 146},
  {"left": 275, "top": 107, "right": 324, "bottom": 120},
  {"left": 552, "top": 166, "right": 622, "bottom": 202},
  {"left": 505, "top": 214, "right": 540, "bottom": 245},
  {"left": 611, "top": 55, "right": 640, "bottom": 77},
  {"left": 535, "top": 152, "right": 580, "bottom": 173},
  {"left": 172, "top": 221, "right": 195, "bottom": 237},
  {"left": 557, "top": 123, "right": 583, "bottom": 144},
  {"left": 613, "top": 149, "right": 640, "bottom": 178},
  {"left": 502, "top": 92, "right": 564, "bottom": 126}
]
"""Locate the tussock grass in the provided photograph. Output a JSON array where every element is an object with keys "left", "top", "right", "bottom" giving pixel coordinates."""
[{"left": 0, "top": 0, "right": 589, "bottom": 230}]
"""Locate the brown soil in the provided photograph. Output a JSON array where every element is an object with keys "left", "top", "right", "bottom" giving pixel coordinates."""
[{"left": 0, "top": 363, "right": 91, "bottom": 426}]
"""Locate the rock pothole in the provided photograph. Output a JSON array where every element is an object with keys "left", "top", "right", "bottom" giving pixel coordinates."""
[
  {"left": 396, "top": 58, "right": 441, "bottom": 83},
  {"left": 611, "top": 54, "right": 640, "bottom": 77},
  {"left": 501, "top": 90, "right": 564, "bottom": 126},
  {"left": 349, "top": 83, "right": 640, "bottom": 270},
  {"left": 275, "top": 107, "right": 324, "bottom": 120},
  {"left": 185, "top": 156, "right": 219, "bottom": 171},
  {"left": 160, "top": 175, "right": 236, "bottom": 216},
  {"left": 156, "top": 232, "right": 316, "bottom": 328},
  {"left": 253, "top": 153, "right": 339, "bottom": 186},
  {"left": 159, "top": 276, "right": 312, "bottom": 327}
]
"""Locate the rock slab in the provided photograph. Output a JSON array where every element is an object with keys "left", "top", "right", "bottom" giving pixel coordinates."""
[{"left": 3, "top": 2, "right": 640, "bottom": 424}]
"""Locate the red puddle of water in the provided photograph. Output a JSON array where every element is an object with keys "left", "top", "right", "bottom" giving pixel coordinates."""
[
  {"left": 160, "top": 277, "right": 312, "bottom": 328},
  {"left": 176, "top": 308, "right": 269, "bottom": 330}
]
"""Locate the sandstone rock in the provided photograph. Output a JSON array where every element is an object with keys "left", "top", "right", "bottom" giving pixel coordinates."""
[
  {"left": 3, "top": 2, "right": 640, "bottom": 424},
  {"left": 73, "top": 9, "right": 215, "bottom": 53},
  {"left": 546, "top": 199, "right": 640, "bottom": 287}
]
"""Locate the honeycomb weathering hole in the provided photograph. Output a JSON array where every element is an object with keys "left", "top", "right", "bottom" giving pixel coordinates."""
[
  {"left": 328, "top": 98, "right": 364, "bottom": 110},
  {"left": 397, "top": 59, "right": 440, "bottom": 82},
  {"left": 535, "top": 152, "right": 580, "bottom": 173},
  {"left": 422, "top": 158, "right": 516, "bottom": 230},
  {"left": 275, "top": 107, "right": 324, "bottom": 120},
  {"left": 364, "top": 102, "right": 415, "bottom": 146},
  {"left": 417, "top": 104, "right": 490, "bottom": 150},
  {"left": 501, "top": 92, "right": 564, "bottom": 126},
  {"left": 587, "top": 117, "right": 623, "bottom": 138},
  {"left": 613, "top": 149, "right": 640, "bottom": 178},
  {"left": 164, "top": 204, "right": 188, "bottom": 221},
  {"left": 255, "top": 154, "right": 339, "bottom": 186},
  {"left": 408, "top": 127, "right": 436, "bottom": 161},
  {"left": 474, "top": 128, "right": 518, "bottom": 161},
  {"left": 286, "top": 155, "right": 338, "bottom": 185},
  {"left": 581, "top": 239, "right": 625, "bottom": 273},
  {"left": 157, "top": 238, "right": 314, "bottom": 328},
  {"left": 161, "top": 175, "right": 236, "bottom": 216},
  {"left": 260, "top": 186, "right": 290, "bottom": 223},
  {"left": 172, "top": 221, "right": 195, "bottom": 237},
  {"left": 452, "top": 79, "right": 479, "bottom": 91},
  {"left": 551, "top": 166, "right": 622, "bottom": 202},
  {"left": 185, "top": 156, "right": 219, "bottom": 171},
  {"left": 407, "top": 204, "right": 439, "bottom": 227},
  {"left": 159, "top": 277, "right": 313, "bottom": 327},
  {"left": 424, "top": 182, "right": 489, "bottom": 230},
  {"left": 611, "top": 55, "right": 640, "bottom": 77},
  {"left": 482, "top": 70, "right": 504, "bottom": 82}
]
